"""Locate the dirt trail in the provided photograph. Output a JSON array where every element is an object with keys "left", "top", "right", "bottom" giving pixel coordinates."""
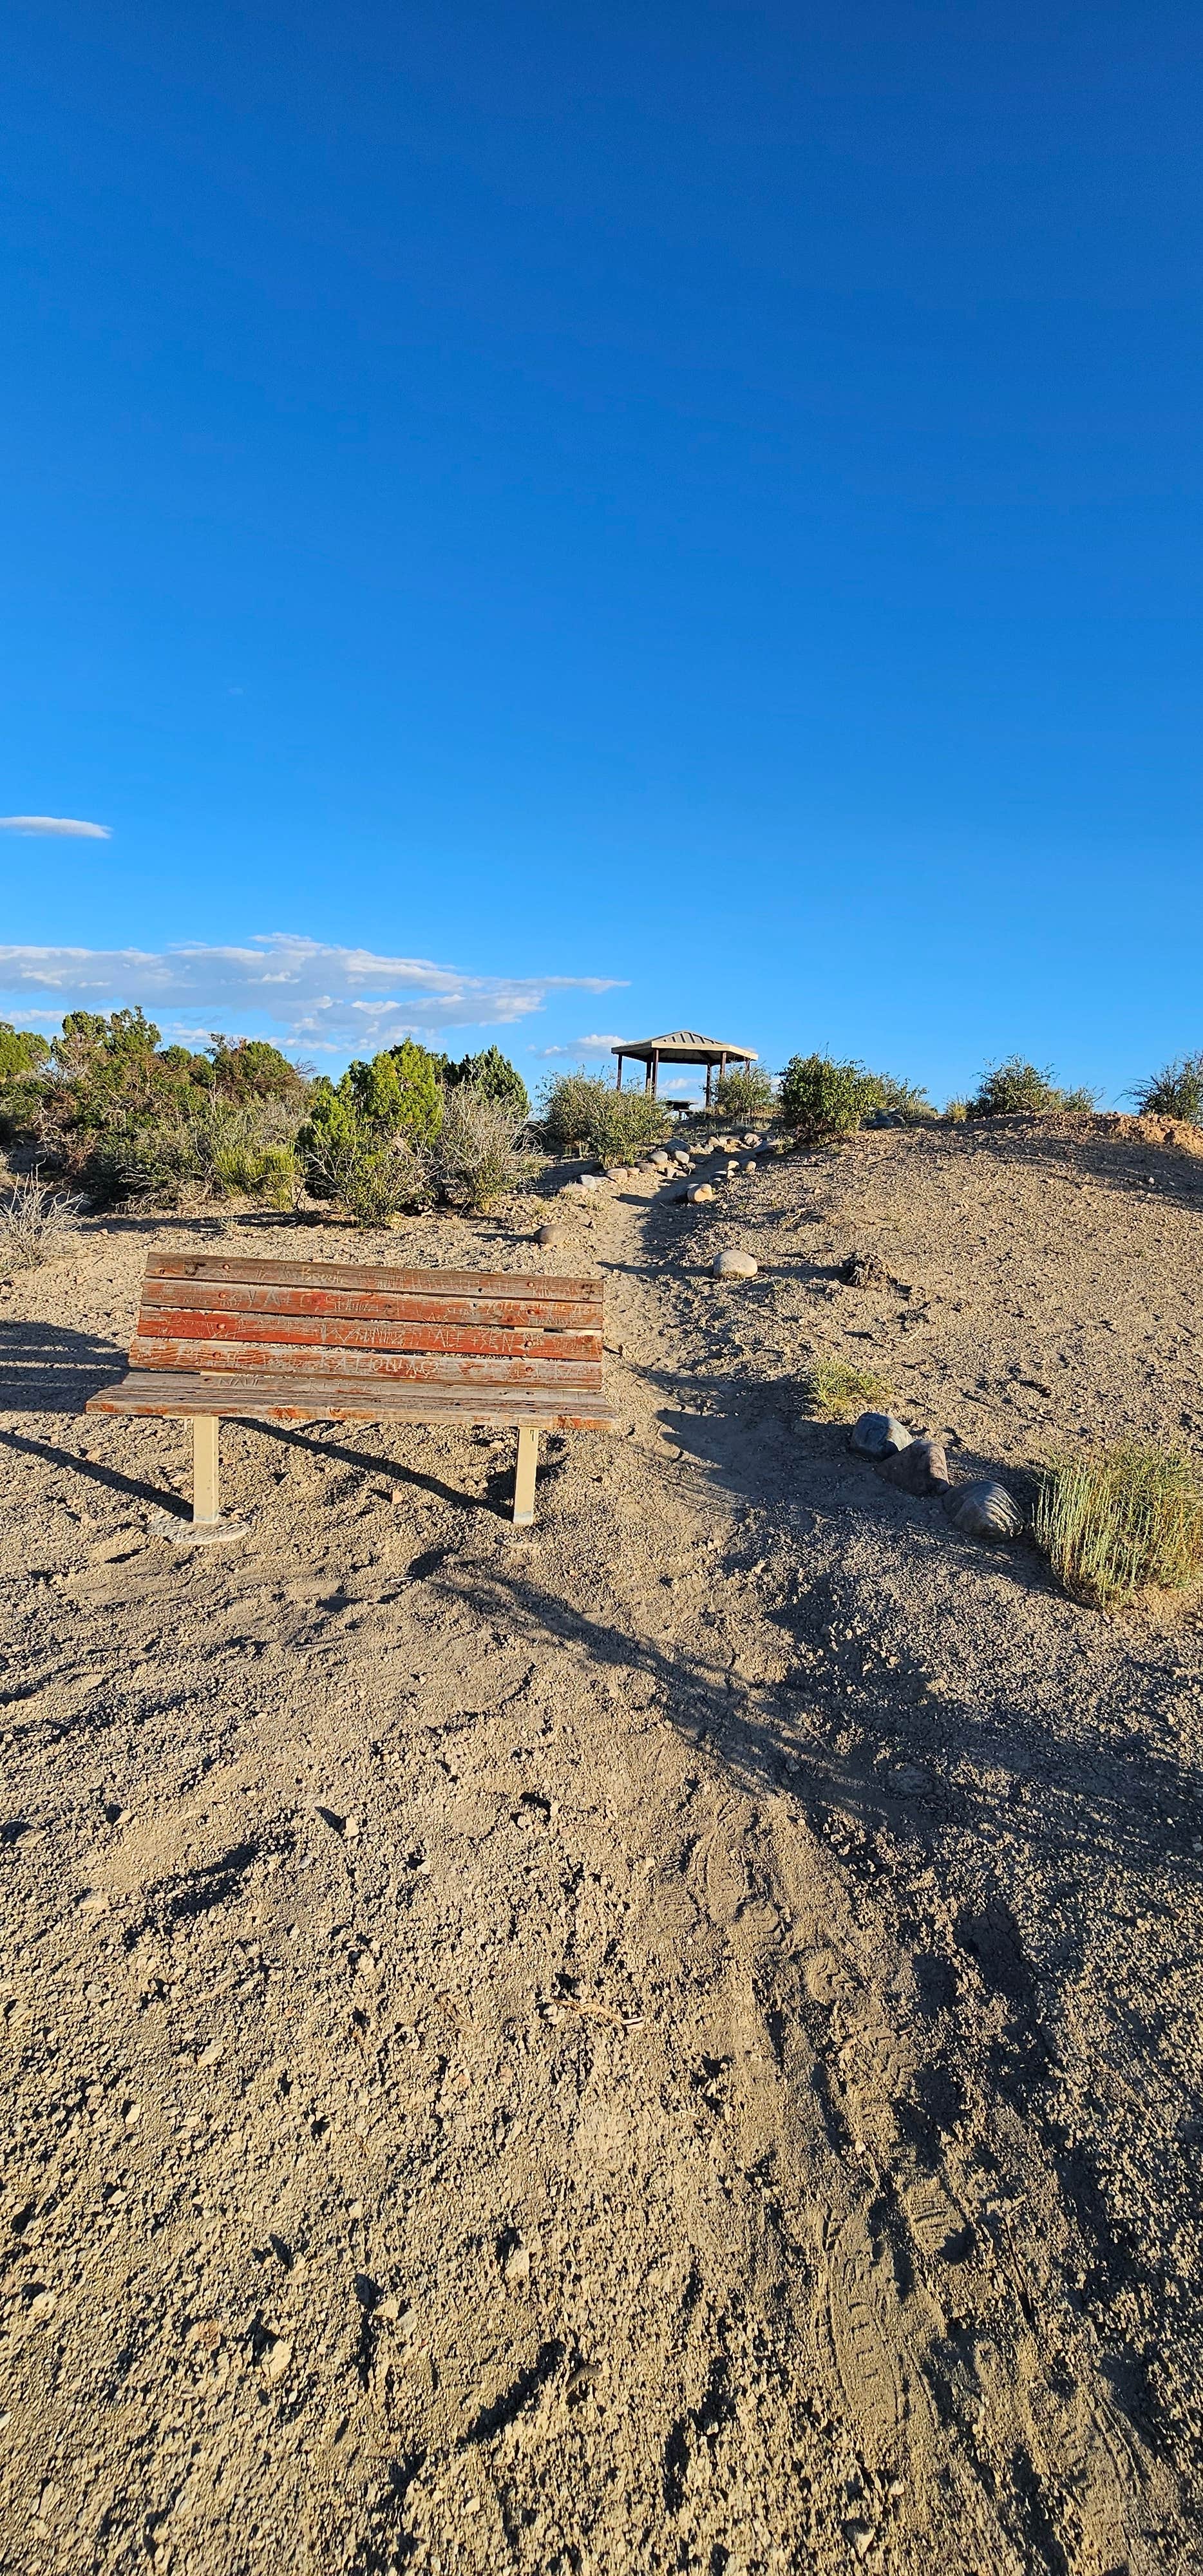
[{"left": 1, "top": 1128, "right": 1201, "bottom": 2572}]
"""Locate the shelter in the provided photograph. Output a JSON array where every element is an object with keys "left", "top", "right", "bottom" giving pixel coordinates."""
[{"left": 611, "top": 1029, "right": 758, "bottom": 1106}]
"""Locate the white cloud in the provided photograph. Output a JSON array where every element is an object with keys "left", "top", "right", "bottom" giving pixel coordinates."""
[
  {"left": 0, "top": 815, "right": 111, "bottom": 838},
  {"left": 531, "top": 1032, "right": 627, "bottom": 1059},
  {"left": 0, "top": 933, "right": 623, "bottom": 1053}
]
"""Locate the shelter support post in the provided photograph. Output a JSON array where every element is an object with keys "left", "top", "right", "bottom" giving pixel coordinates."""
[
  {"left": 192, "top": 1416, "right": 220, "bottom": 1525},
  {"left": 513, "top": 1426, "right": 540, "bottom": 1527},
  {"left": 615, "top": 1054, "right": 623, "bottom": 1091}
]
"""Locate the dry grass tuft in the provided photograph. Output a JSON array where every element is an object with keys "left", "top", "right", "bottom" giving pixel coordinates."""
[
  {"left": 1036, "top": 1442, "right": 1203, "bottom": 1612},
  {"left": 0, "top": 1173, "right": 81, "bottom": 1273},
  {"left": 800, "top": 1356, "right": 892, "bottom": 1421}
]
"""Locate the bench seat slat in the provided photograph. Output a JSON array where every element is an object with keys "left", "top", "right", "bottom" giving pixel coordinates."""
[
  {"left": 139, "top": 1279, "right": 603, "bottom": 1331},
  {"left": 87, "top": 1369, "right": 620, "bottom": 1432},
  {"left": 135, "top": 1308, "right": 602, "bottom": 1362},
  {"left": 145, "top": 1253, "right": 600, "bottom": 1302},
  {"left": 128, "top": 1336, "right": 603, "bottom": 1390}
]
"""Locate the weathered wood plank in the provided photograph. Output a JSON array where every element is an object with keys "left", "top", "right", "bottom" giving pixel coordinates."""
[
  {"left": 128, "top": 1336, "right": 603, "bottom": 1390},
  {"left": 145, "top": 1253, "right": 600, "bottom": 1302},
  {"left": 87, "top": 1369, "right": 619, "bottom": 1431},
  {"left": 139, "top": 1279, "right": 602, "bottom": 1331},
  {"left": 135, "top": 1308, "right": 602, "bottom": 1362}
]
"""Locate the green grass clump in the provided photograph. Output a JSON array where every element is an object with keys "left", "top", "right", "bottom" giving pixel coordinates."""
[
  {"left": 799, "top": 1356, "right": 892, "bottom": 1421},
  {"left": 1035, "top": 1442, "right": 1203, "bottom": 1609},
  {"left": 1132, "top": 1052, "right": 1203, "bottom": 1124}
]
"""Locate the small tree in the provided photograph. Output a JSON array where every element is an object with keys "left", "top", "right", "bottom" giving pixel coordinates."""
[
  {"left": 0, "top": 1023, "right": 50, "bottom": 1083},
  {"left": 434, "top": 1085, "right": 529, "bottom": 1211},
  {"left": 439, "top": 1045, "right": 529, "bottom": 1121},
  {"left": 207, "top": 1034, "right": 310, "bottom": 1106},
  {"left": 1132, "top": 1053, "right": 1203, "bottom": 1124},
  {"left": 779, "top": 1054, "right": 882, "bottom": 1144}
]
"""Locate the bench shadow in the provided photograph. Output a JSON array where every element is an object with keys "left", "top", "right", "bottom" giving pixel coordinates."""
[
  {"left": 0, "top": 1320, "right": 126, "bottom": 1410},
  {"left": 251, "top": 1417, "right": 520, "bottom": 1520},
  {"left": 0, "top": 1426, "right": 179, "bottom": 1515}
]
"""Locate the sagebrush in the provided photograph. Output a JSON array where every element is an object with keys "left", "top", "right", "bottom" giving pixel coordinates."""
[
  {"left": 1132, "top": 1053, "right": 1203, "bottom": 1124},
  {"left": 967, "top": 1057, "right": 1095, "bottom": 1117},
  {"left": 540, "top": 1072, "right": 670, "bottom": 1162},
  {"left": 0, "top": 1174, "right": 81, "bottom": 1273}
]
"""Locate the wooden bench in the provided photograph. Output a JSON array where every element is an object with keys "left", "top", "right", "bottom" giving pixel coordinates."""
[{"left": 86, "top": 1251, "right": 618, "bottom": 1530}]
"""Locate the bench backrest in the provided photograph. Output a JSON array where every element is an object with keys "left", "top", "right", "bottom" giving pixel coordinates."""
[{"left": 129, "top": 1253, "right": 603, "bottom": 1394}]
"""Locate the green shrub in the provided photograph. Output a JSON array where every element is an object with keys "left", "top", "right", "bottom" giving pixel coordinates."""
[
  {"left": 711, "top": 1066, "right": 776, "bottom": 1124},
  {"left": 869, "top": 1074, "right": 934, "bottom": 1122},
  {"left": 1035, "top": 1443, "right": 1203, "bottom": 1609},
  {"left": 799, "top": 1356, "right": 892, "bottom": 1420},
  {"left": 779, "top": 1054, "right": 882, "bottom": 1144},
  {"left": 0, "top": 1023, "right": 50, "bottom": 1083},
  {"left": 540, "top": 1071, "right": 670, "bottom": 1162},
  {"left": 344, "top": 1039, "right": 444, "bottom": 1144},
  {"left": 437, "top": 1045, "right": 529, "bottom": 1122},
  {"left": 1132, "top": 1053, "right": 1203, "bottom": 1124},
  {"left": 967, "top": 1057, "right": 1095, "bottom": 1117}
]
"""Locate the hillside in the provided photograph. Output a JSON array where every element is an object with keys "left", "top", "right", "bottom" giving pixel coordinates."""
[{"left": 1, "top": 1117, "right": 1201, "bottom": 2573}]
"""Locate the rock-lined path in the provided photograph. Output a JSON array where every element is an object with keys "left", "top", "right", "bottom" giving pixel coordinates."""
[{"left": 1, "top": 1124, "right": 1201, "bottom": 2571}]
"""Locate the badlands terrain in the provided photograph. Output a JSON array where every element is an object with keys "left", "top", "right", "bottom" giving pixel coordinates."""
[{"left": 1, "top": 1115, "right": 1202, "bottom": 2574}]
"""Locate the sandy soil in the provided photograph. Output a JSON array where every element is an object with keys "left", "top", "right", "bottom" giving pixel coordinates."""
[{"left": 1, "top": 1118, "right": 1202, "bottom": 2575}]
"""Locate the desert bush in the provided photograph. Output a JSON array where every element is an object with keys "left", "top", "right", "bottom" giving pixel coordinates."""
[
  {"left": 870, "top": 1074, "right": 934, "bottom": 1122},
  {"left": 779, "top": 1054, "right": 882, "bottom": 1144},
  {"left": 299, "top": 1043, "right": 447, "bottom": 1226},
  {"left": 1035, "top": 1443, "right": 1203, "bottom": 1609},
  {"left": 711, "top": 1066, "right": 776, "bottom": 1124},
  {"left": 205, "top": 1035, "right": 310, "bottom": 1106},
  {"left": 799, "top": 1356, "right": 892, "bottom": 1420},
  {"left": 943, "top": 1099, "right": 969, "bottom": 1122},
  {"left": 967, "top": 1057, "right": 1095, "bottom": 1117},
  {"left": 437, "top": 1045, "right": 529, "bottom": 1122},
  {"left": 88, "top": 1094, "right": 304, "bottom": 1211},
  {"left": 1132, "top": 1052, "right": 1203, "bottom": 1124},
  {"left": 0, "top": 1174, "right": 81, "bottom": 1273},
  {"left": 540, "top": 1071, "right": 670, "bottom": 1162},
  {"left": 433, "top": 1084, "right": 529, "bottom": 1211}
]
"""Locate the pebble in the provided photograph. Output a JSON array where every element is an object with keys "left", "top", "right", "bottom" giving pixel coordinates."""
[
  {"left": 845, "top": 2523, "right": 875, "bottom": 2561},
  {"left": 850, "top": 1413, "right": 911, "bottom": 1459},
  {"left": 713, "top": 1249, "right": 758, "bottom": 1277},
  {"left": 949, "top": 1478, "right": 1024, "bottom": 1540},
  {"left": 537, "top": 1224, "right": 567, "bottom": 1248},
  {"left": 259, "top": 2335, "right": 292, "bottom": 2385},
  {"left": 196, "top": 2040, "right": 223, "bottom": 2069},
  {"left": 743, "top": 1160, "right": 757, "bottom": 1175},
  {"left": 77, "top": 1889, "right": 109, "bottom": 1918},
  {"left": 502, "top": 2240, "right": 530, "bottom": 2287},
  {"left": 578, "top": 1175, "right": 602, "bottom": 1193},
  {"left": 884, "top": 1437, "right": 951, "bottom": 1496},
  {"left": 688, "top": 1184, "right": 715, "bottom": 1204}
]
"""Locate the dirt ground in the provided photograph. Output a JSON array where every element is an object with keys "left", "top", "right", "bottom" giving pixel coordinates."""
[{"left": 1, "top": 1117, "right": 1202, "bottom": 2575}]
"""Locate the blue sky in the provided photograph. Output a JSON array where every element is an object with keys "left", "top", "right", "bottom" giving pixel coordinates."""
[{"left": 2, "top": 1, "right": 1200, "bottom": 1103}]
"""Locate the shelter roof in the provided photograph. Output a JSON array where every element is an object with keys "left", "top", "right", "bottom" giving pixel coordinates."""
[{"left": 611, "top": 1030, "right": 758, "bottom": 1065}]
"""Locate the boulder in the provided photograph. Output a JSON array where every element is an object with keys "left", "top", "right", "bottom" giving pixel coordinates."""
[
  {"left": 713, "top": 1249, "right": 758, "bottom": 1278},
  {"left": 949, "top": 1479, "right": 1024, "bottom": 1540},
  {"left": 850, "top": 1412, "right": 911, "bottom": 1459},
  {"left": 884, "top": 1437, "right": 951, "bottom": 1496}
]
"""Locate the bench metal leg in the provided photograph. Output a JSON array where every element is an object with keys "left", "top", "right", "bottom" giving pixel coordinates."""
[
  {"left": 513, "top": 1426, "right": 539, "bottom": 1527},
  {"left": 193, "top": 1416, "right": 220, "bottom": 1524}
]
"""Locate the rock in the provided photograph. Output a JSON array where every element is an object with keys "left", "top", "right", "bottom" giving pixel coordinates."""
[
  {"left": 651, "top": 1152, "right": 670, "bottom": 1171},
  {"left": 743, "top": 1160, "right": 757, "bottom": 1175},
  {"left": 77, "top": 1889, "right": 109, "bottom": 1917},
  {"left": 949, "top": 1478, "right": 1024, "bottom": 1540},
  {"left": 260, "top": 2335, "right": 292, "bottom": 2385},
  {"left": 850, "top": 1413, "right": 911, "bottom": 1459},
  {"left": 501, "top": 2239, "right": 530, "bottom": 2287},
  {"left": 888, "top": 1765, "right": 931, "bottom": 1796},
  {"left": 578, "top": 1174, "right": 602, "bottom": 1193},
  {"left": 196, "top": 2040, "right": 224, "bottom": 2069},
  {"left": 884, "top": 1437, "right": 951, "bottom": 1495},
  {"left": 844, "top": 2524, "right": 875, "bottom": 2561},
  {"left": 838, "top": 1249, "right": 887, "bottom": 1287},
  {"left": 688, "top": 1184, "right": 715, "bottom": 1204},
  {"left": 537, "top": 1223, "right": 566, "bottom": 1247},
  {"left": 743, "top": 1133, "right": 762, "bottom": 1146},
  {"left": 713, "top": 1249, "right": 758, "bottom": 1277}
]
